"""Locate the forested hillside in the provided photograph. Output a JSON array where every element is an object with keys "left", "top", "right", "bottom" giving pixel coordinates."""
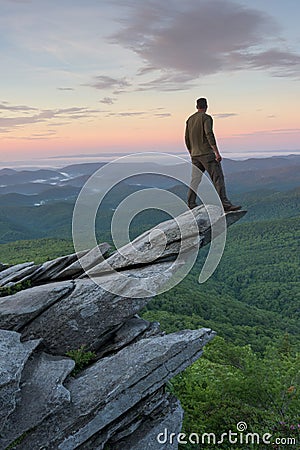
[
  {"left": 142, "top": 215, "right": 299, "bottom": 448},
  {"left": 142, "top": 217, "right": 299, "bottom": 351}
]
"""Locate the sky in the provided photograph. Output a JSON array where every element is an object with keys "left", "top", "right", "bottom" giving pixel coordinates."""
[{"left": 1, "top": 0, "right": 300, "bottom": 167}]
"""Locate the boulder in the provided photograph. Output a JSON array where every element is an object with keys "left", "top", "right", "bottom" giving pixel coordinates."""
[
  {"left": 12, "top": 328, "right": 214, "bottom": 449},
  {"left": 0, "top": 281, "right": 74, "bottom": 331}
]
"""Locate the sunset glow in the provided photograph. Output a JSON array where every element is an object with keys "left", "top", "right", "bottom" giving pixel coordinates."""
[{"left": 1, "top": 0, "right": 300, "bottom": 167}]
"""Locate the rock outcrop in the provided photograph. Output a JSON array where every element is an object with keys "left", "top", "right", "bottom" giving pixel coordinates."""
[{"left": 0, "top": 205, "right": 246, "bottom": 449}]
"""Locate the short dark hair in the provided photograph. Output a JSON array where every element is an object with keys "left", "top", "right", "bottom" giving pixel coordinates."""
[{"left": 196, "top": 98, "right": 207, "bottom": 109}]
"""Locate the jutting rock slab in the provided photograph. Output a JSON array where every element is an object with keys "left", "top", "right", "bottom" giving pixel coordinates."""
[{"left": 0, "top": 205, "right": 246, "bottom": 449}]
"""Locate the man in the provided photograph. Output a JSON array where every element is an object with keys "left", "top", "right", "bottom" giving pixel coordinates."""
[{"left": 185, "top": 98, "right": 241, "bottom": 212}]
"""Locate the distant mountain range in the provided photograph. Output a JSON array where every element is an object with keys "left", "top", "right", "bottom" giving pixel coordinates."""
[
  {"left": 1, "top": 155, "right": 299, "bottom": 197},
  {"left": 0, "top": 155, "right": 299, "bottom": 244}
]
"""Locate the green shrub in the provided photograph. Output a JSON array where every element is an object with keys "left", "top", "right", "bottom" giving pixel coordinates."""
[
  {"left": 66, "top": 345, "right": 96, "bottom": 376},
  {"left": 0, "top": 280, "right": 31, "bottom": 297}
]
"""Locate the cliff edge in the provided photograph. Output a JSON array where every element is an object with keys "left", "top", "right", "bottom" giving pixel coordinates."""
[{"left": 0, "top": 205, "right": 246, "bottom": 450}]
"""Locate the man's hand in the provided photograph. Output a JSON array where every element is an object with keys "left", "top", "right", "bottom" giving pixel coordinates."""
[
  {"left": 214, "top": 152, "right": 222, "bottom": 162},
  {"left": 211, "top": 145, "right": 222, "bottom": 162}
]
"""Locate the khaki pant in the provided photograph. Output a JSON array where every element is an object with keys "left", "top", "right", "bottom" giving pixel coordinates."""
[{"left": 187, "top": 154, "right": 230, "bottom": 207}]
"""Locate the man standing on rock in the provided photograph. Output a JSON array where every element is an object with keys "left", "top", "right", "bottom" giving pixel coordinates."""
[{"left": 185, "top": 97, "right": 241, "bottom": 212}]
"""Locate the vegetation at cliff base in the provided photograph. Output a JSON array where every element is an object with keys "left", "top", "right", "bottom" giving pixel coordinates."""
[{"left": 171, "top": 336, "right": 300, "bottom": 449}]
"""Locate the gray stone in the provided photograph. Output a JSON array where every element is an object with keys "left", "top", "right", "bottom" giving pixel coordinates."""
[
  {"left": 0, "top": 264, "right": 40, "bottom": 287},
  {"left": 98, "top": 316, "right": 152, "bottom": 356},
  {"left": 113, "top": 395, "right": 184, "bottom": 450},
  {"left": 0, "top": 262, "right": 35, "bottom": 284},
  {"left": 138, "top": 320, "right": 163, "bottom": 340},
  {"left": 20, "top": 277, "right": 153, "bottom": 354},
  {"left": 30, "top": 251, "right": 88, "bottom": 282},
  {"left": 20, "top": 257, "right": 186, "bottom": 354},
  {"left": 85, "top": 206, "right": 245, "bottom": 277},
  {"left": 83, "top": 206, "right": 206, "bottom": 277},
  {"left": 111, "top": 315, "right": 151, "bottom": 344},
  {"left": 0, "top": 330, "right": 40, "bottom": 432},
  {"left": 0, "top": 206, "right": 245, "bottom": 355},
  {"left": 16, "top": 328, "right": 214, "bottom": 449},
  {"left": 0, "top": 281, "right": 74, "bottom": 331},
  {"left": 79, "top": 391, "right": 181, "bottom": 450},
  {"left": 0, "top": 353, "right": 74, "bottom": 449},
  {"left": 54, "top": 243, "right": 111, "bottom": 280}
]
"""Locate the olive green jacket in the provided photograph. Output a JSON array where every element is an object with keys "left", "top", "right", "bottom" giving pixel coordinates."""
[{"left": 185, "top": 111, "right": 216, "bottom": 156}]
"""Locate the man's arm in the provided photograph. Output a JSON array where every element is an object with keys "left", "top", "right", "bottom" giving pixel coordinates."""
[
  {"left": 185, "top": 121, "right": 191, "bottom": 154},
  {"left": 204, "top": 116, "right": 222, "bottom": 162}
]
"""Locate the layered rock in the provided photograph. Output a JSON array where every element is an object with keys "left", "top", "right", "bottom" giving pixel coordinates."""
[
  {"left": 0, "top": 206, "right": 246, "bottom": 449},
  {"left": 0, "top": 243, "right": 110, "bottom": 288}
]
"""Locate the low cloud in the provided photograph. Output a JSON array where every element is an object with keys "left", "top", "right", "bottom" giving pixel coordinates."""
[
  {"left": 154, "top": 113, "right": 171, "bottom": 118},
  {"left": 245, "top": 48, "right": 300, "bottom": 76},
  {"left": 0, "top": 103, "right": 105, "bottom": 133},
  {"left": 137, "top": 73, "right": 196, "bottom": 91},
  {"left": 0, "top": 103, "right": 38, "bottom": 112},
  {"left": 106, "top": 111, "right": 147, "bottom": 118},
  {"left": 13, "top": 130, "right": 58, "bottom": 140},
  {"left": 47, "top": 122, "right": 71, "bottom": 127},
  {"left": 111, "top": 0, "right": 300, "bottom": 90},
  {"left": 31, "top": 131, "right": 57, "bottom": 137},
  {"left": 137, "top": 66, "right": 158, "bottom": 76},
  {"left": 85, "top": 75, "right": 131, "bottom": 91},
  {"left": 106, "top": 110, "right": 171, "bottom": 119},
  {"left": 100, "top": 97, "right": 116, "bottom": 105},
  {"left": 233, "top": 128, "right": 300, "bottom": 137},
  {"left": 213, "top": 113, "right": 238, "bottom": 119}
]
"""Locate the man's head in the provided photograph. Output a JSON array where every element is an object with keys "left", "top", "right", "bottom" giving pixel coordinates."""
[{"left": 196, "top": 98, "right": 208, "bottom": 111}]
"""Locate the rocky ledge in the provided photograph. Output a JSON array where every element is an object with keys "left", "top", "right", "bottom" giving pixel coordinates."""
[{"left": 0, "top": 205, "right": 245, "bottom": 449}]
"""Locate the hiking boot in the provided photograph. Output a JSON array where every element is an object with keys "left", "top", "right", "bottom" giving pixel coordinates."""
[{"left": 223, "top": 204, "right": 242, "bottom": 212}]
